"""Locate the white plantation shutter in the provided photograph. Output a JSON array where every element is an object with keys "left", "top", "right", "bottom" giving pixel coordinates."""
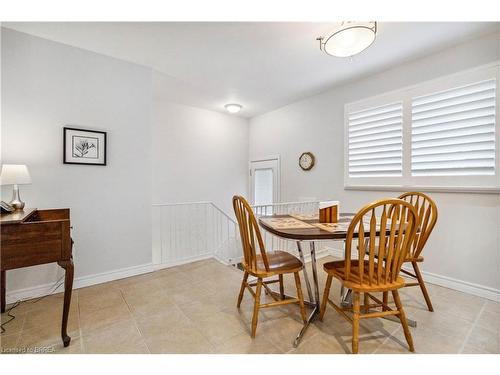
[
  {"left": 411, "top": 79, "right": 496, "bottom": 176},
  {"left": 348, "top": 102, "right": 403, "bottom": 177},
  {"left": 345, "top": 64, "right": 499, "bottom": 192}
]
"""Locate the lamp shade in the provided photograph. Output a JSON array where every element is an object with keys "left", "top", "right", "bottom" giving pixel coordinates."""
[
  {"left": 0, "top": 164, "right": 32, "bottom": 185},
  {"left": 319, "top": 22, "right": 377, "bottom": 58}
]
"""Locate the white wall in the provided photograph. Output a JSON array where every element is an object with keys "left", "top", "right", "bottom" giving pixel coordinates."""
[
  {"left": 249, "top": 32, "right": 500, "bottom": 295},
  {"left": 152, "top": 89, "right": 248, "bottom": 215},
  {"left": 1, "top": 28, "right": 153, "bottom": 295},
  {"left": 1, "top": 29, "right": 249, "bottom": 299}
]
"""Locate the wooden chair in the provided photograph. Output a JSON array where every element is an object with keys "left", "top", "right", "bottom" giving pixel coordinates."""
[
  {"left": 232, "top": 195, "right": 307, "bottom": 338},
  {"left": 395, "top": 192, "right": 438, "bottom": 311},
  {"left": 364, "top": 193, "right": 438, "bottom": 311},
  {"left": 319, "top": 198, "right": 418, "bottom": 354}
]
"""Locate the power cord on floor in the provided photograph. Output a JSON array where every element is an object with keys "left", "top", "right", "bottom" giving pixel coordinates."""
[{"left": 0, "top": 275, "right": 65, "bottom": 334}]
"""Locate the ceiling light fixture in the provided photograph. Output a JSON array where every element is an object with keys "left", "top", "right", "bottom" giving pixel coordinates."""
[
  {"left": 224, "top": 103, "right": 242, "bottom": 114},
  {"left": 317, "top": 22, "right": 377, "bottom": 58}
]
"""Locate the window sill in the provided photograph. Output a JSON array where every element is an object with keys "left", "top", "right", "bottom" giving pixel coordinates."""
[{"left": 344, "top": 185, "right": 500, "bottom": 194}]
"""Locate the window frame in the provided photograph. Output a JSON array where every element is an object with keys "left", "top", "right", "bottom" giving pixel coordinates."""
[{"left": 344, "top": 62, "right": 500, "bottom": 194}]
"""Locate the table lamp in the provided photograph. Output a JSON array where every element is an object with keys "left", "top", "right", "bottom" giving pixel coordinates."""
[{"left": 0, "top": 164, "right": 32, "bottom": 210}]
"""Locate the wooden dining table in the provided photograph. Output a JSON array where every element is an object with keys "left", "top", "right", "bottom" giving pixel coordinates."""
[{"left": 258, "top": 212, "right": 416, "bottom": 347}]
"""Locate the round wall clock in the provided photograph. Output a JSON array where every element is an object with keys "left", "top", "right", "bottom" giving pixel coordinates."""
[{"left": 299, "top": 152, "right": 315, "bottom": 171}]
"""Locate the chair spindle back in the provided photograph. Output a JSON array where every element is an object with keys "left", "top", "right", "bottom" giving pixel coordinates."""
[
  {"left": 398, "top": 192, "right": 438, "bottom": 260},
  {"left": 344, "top": 199, "right": 418, "bottom": 287},
  {"left": 232, "top": 196, "right": 269, "bottom": 273}
]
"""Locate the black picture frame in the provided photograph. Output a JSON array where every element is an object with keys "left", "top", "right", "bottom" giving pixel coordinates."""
[{"left": 63, "top": 127, "right": 107, "bottom": 166}]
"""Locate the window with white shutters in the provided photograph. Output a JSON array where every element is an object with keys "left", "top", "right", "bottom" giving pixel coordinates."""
[
  {"left": 411, "top": 80, "right": 496, "bottom": 176},
  {"left": 347, "top": 102, "right": 403, "bottom": 177},
  {"left": 344, "top": 63, "right": 499, "bottom": 192}
]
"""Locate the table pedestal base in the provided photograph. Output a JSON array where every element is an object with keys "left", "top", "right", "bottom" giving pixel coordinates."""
[
  {"left": 265, "top": 288, "right": 319, "bottom": 348},
  {"left": 263, "top": 241, "right": 321, "bottom": 347},
  {"left": 294, "top": 305, "right": 319, "bottom": 347}
]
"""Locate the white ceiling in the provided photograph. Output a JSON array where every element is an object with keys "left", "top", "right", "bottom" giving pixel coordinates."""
[{"left": 4, "top": 22, "right": 499, "bottom": 117}]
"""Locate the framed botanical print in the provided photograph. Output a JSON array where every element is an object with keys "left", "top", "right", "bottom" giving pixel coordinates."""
[{"left": 63, "top": 127, "right": 107, "bottom": 165}]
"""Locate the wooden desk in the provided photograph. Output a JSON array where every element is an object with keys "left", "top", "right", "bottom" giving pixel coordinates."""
[{"left": 0, "top": 208, "right": 74, "bottom": 347}]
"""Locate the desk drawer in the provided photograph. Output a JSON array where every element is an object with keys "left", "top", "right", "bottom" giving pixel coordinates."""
[{"left": 1, "top": 221, "right": 65, "bottom": 270}]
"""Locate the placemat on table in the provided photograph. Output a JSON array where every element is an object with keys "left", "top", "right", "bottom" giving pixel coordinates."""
[
  {"left": 289, "top": 213, "right": 319, "bottom": 221},
  {"left": 260, "top": 217, "right": 314, "bottom": 230},
  {"left": 312, "top": 222, "right": 350, "bottom": 233},
  {"left": 313, "top": 218, "right": 394, "bottom": 233}
]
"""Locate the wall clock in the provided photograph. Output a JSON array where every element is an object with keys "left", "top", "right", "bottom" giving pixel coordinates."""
[{"left": 299, "top": 152, "right": 315, "bottom": 171}]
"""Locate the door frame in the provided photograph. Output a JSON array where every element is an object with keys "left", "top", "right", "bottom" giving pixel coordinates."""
[{"left": 249, "top": 155, "right": 281, "bottom": 205}]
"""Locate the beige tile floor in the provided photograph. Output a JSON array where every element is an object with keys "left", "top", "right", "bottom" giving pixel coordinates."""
[{"left": 1, "top": 256, "right": 499, "bottom": 354}]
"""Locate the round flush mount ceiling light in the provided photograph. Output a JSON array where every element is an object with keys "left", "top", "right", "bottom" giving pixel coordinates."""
[
  {"left": 224, "top": 103, "right": 243, "bottom": 113},
  {"left": 317, "top": 22, "right": 377, "bottom": 58}
]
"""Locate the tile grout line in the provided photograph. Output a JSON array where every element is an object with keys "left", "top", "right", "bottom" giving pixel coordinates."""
[
  {"left": 13, "top": 307, "right": 28, "bottom": 348},
  {"left": 76, "top": 292, "right": 85, "bottom": 353},
  {"left": 284, "top": 329, "right": 320, "bottom": 354},
  {"left": 371, "top": 291, "right": 428, "bottom": 354},
  {"left": 372, "top": 327, "right": 402, "bottom": 354},
  {"left": 119, "top": 289, "right": 151, "bottom": 354},
  {"left": 176, "top": 299, "right": 231, "bottom": 353},
  {"left": 458, "top": 299, "right": 486, "bottom": 354}
]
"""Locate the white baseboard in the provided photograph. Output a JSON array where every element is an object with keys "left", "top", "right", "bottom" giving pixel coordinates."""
[
  {"left": 6, "top": 262, "right": 154, "bottom": 305},
  {"left": 411, "top": 268, "right": 500, "bottom": 302},
  {"left": 325, "top": 246, "right": 500, "bottom": 302},
  {"left": 152, "top": 253, "right": 214, "bottom": 270}
]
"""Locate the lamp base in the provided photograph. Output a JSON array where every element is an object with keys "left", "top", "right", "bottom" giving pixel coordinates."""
[{"left": 9, "top": 184, "right": 25, "bottom": 210}]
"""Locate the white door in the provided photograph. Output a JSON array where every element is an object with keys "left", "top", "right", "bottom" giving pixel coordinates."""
[{"left": 249, "top": 157, "right": 280, "bottom": 207}]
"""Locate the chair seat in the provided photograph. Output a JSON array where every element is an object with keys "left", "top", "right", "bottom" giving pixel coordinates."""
[
  {"left": 252, "top": 251, "right": 303, "bottom": 276},
  {"left": 323, "top": 260, "right": 405, "bottom": 292}
]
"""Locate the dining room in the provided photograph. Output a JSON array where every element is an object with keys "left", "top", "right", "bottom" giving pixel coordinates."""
[{"left": 1, "top": 1, "right": 499, "bottom": 369}]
